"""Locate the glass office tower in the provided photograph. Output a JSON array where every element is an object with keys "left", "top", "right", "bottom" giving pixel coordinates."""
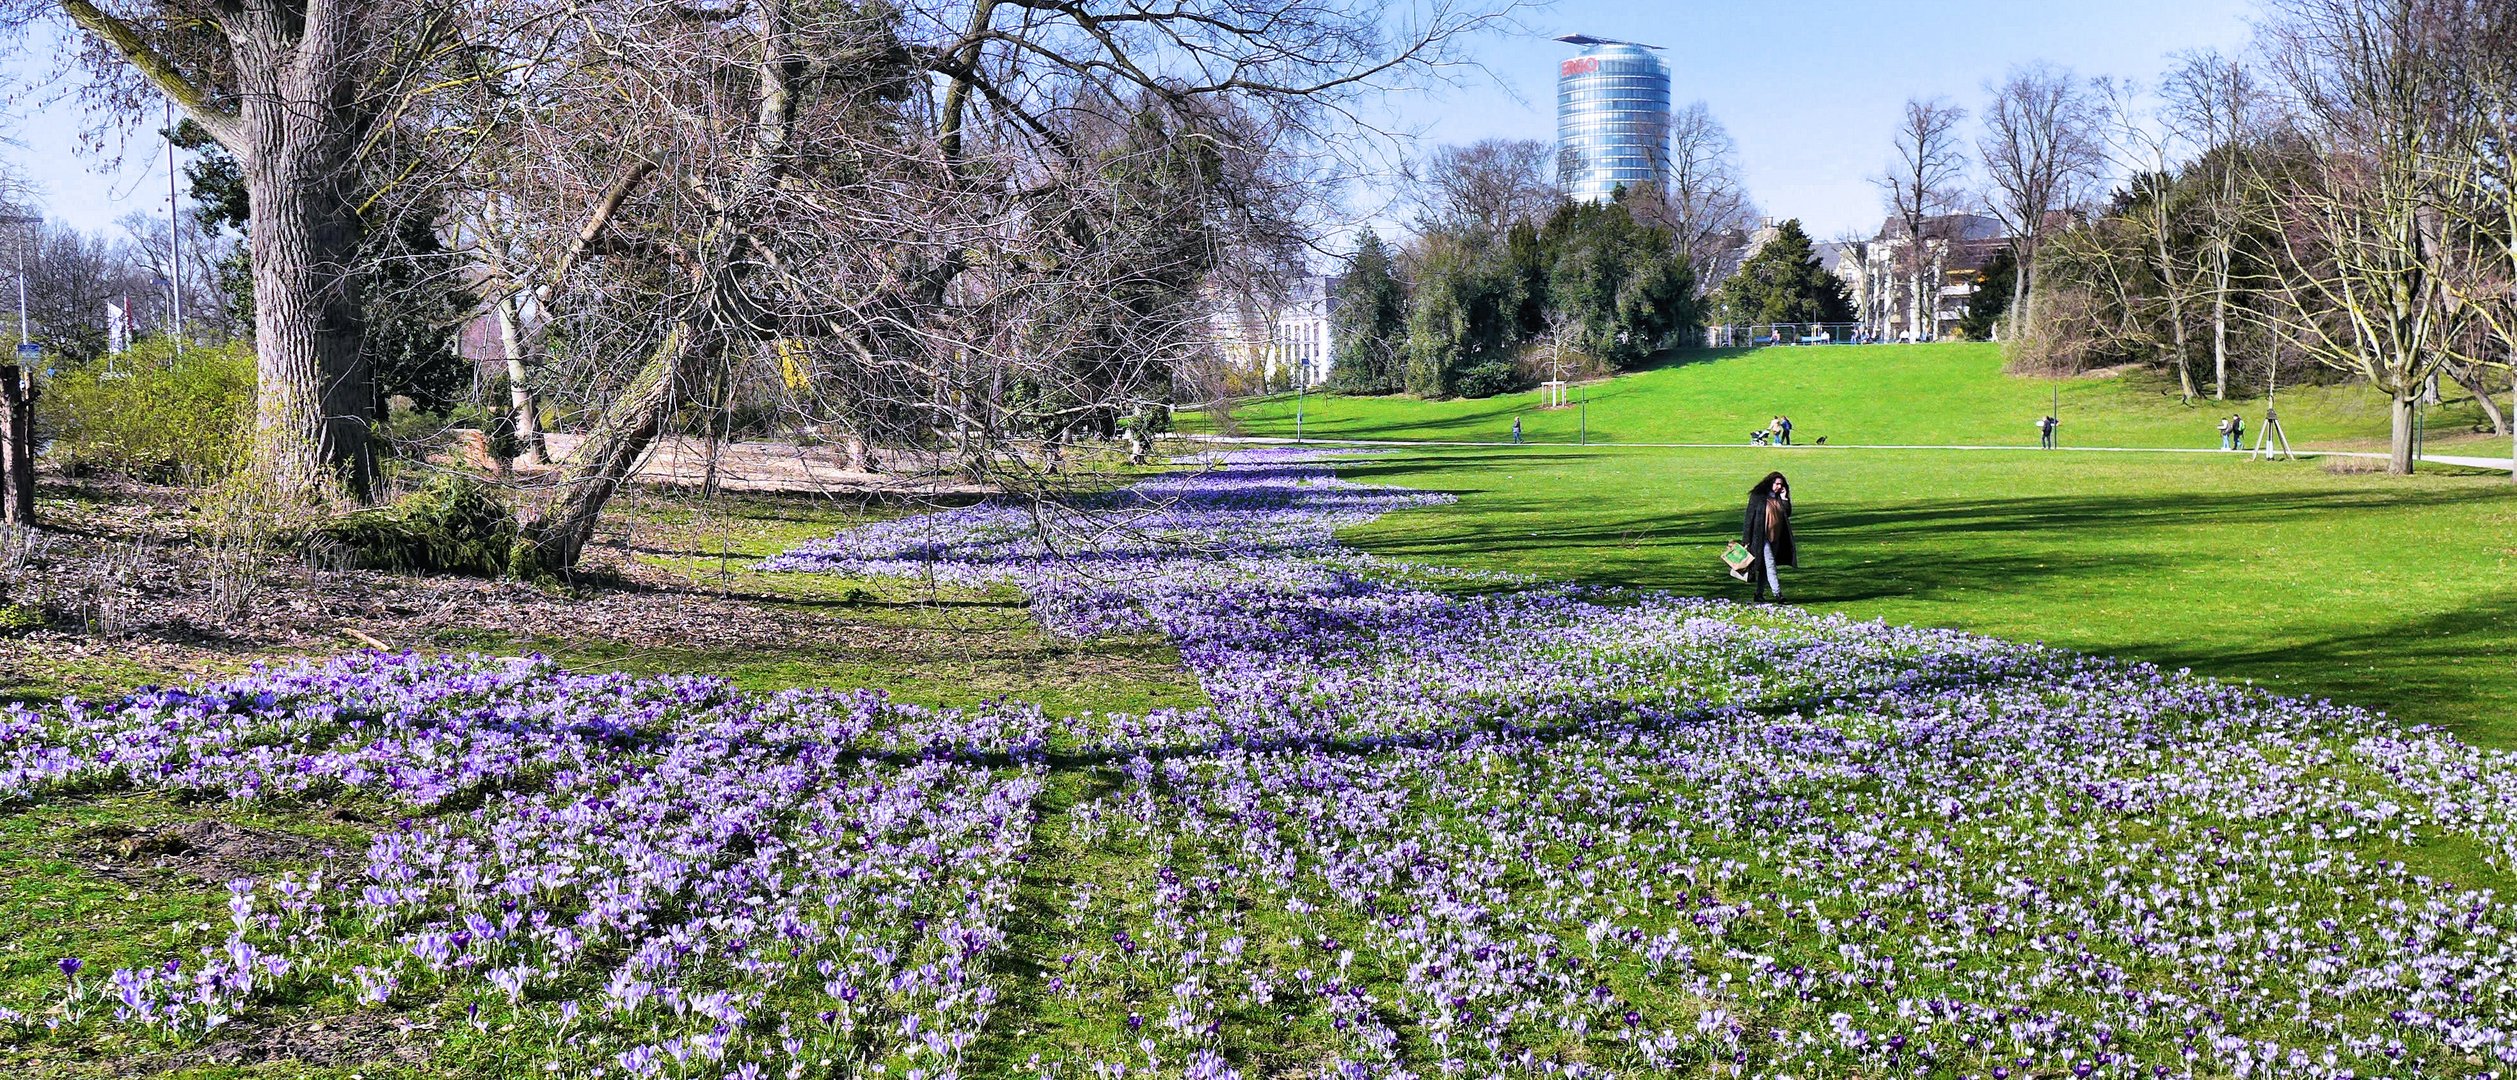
[{"left": 1555, "top": 35, "right": 1671, "bottom": 203}]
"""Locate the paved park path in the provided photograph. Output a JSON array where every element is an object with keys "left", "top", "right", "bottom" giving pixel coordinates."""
[{"left": 1188, "top": 434, "right": 2516, "bottom": 473}]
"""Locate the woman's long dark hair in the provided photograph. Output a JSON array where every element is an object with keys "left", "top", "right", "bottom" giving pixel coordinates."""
[{"left": 1748, "top": 471, "right": 1789, "bottom": 501}]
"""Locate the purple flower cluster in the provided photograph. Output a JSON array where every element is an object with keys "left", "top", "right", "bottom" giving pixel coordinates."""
[
  {"left": 5, "top": 654, "right": 1048, "bottom": 1074},
  {"left": 778, "top": 451, "right": 2517, "bottom": 1079},
  {"left": 10, "top": 450, "right": 2517, "bottom": 1079}
]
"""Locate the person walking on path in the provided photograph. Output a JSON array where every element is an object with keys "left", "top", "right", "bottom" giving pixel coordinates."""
[
  {"left": 2038, "top": 414, "right": 2058, "bottom": 450},
  {"left": 2218, "top": 415, "right": 2235, "bottom": 450},
  {"left": 1742, "top": 471, "right": 1797, "bottom": 602},
  {"left": 1511, "top": 416, "right": 1523, "bottom": 445},
  {"left": 1778, "top": 414, "right": 1794, "bottom": 446},
  {"left": 2230, "top": 413, "right": 2245, "bottom": 451}
]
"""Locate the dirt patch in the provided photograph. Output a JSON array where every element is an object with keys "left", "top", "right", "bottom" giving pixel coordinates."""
[
  {"left": 74, "top": 820, "right": 348, "bottom": 887},
  {"left": 537, "top": 433, "right": 1000, "bottom": 497},
  {"left": 117, "top": 1009, "right": 432, "bottom": 1075}
]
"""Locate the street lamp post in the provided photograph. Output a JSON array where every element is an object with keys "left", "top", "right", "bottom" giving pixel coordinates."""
[{"left": 1, "top": 211, "right": 36, "bottom": 348}]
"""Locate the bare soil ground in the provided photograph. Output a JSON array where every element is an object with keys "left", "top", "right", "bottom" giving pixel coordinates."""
[
  {"left": 0, "top": 474, "right": 810, "bottom": 700},
  {"left": 531, "top": 433, "right": 1000, "bottom": 497},
  {"left": 0, "top": 469, "right": 1202, "bottom": 716}
]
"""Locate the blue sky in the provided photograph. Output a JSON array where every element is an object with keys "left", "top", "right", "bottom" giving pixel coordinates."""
[{"left": 5, "top": 0, "right": 2259, "bottom": 240}]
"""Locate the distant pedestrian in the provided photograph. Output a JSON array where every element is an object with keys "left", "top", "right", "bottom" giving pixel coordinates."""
[
  {"left": 2217, "top": 415, "right": 2235, "bottom": 450},
  {"left": 2230, "top": 413, "right": 2245, "bottom": 450},
  {"left": 1778, "top": 414, "right": 1794, "bottom": 446},
  {"left": 1741, "top": 471, "right": 1797, "bottom": 602},
  {"left": 2038, "top": 414, "right": 2058, "bottom": 450},
  {"left": 1511, "top": 416, "right": 1523, "bottom": 444}
]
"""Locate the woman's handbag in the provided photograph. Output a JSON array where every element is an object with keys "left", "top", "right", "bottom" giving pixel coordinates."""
[{"left": 1722, "top": 540, "right": 1754, "bottom": 580}]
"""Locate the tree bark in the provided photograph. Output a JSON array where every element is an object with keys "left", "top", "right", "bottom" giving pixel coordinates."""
[
  {"left": 60, "top": 0, "right": 379, "bottom": 501},
  {"left": 495, "top": 294, "right": 547, "bottom": 466},
  {"left": 2210, "top": 284, "right": 2229, "bottom": 401},
  {"left": 2447, "top": 363, "right": 2509, "bottom": 436},
  {"left": 0, "top": 364, "right": 34, "bottom": 526},
  {"left": 241, "top": 122, "right": 373, "bottom": 499},
  {"left": 511, "top": 321, "right": 706, "bottom": 575},
  {"left": 2388, "top": 392, "right": 2417, "bottom": 475}
]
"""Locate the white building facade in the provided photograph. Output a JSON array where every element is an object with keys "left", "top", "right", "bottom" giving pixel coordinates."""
[{"left": 1213, "top": 274, "right": 1337, "bottom": 389}]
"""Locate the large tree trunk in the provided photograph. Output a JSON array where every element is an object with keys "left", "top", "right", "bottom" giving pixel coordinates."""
[
  {"left": 2010, "top": 242, "right": 2032, "bottom": 339},
  {"left": 2210, "top": 267, "right": 2230, "bottom": 401},
  {"left": 495, "top": 294, "right": 547, "bottom": 466},
  {"left": 2388, "top": 392, "right": 2417, "bottom": 475},
  {"left": 0, "top": 363, "right": 33, "bottom": 525},
  {"left": 234, "top": 22, "right": 374, "bottom": 501},
  {"left": 511, "top": 321, "right": 707, "bottom": 576},
  {"left": 58, "top": 0, "right": 378, "bottom": 501}
]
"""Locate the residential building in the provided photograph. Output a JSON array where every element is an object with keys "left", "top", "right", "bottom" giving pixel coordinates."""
[
  {"left": 1556, "top": 36, "right": 1671, "bottom": 204},
  {"left": 1826, "top": 213, "right": 2008, "bottom": 341}
]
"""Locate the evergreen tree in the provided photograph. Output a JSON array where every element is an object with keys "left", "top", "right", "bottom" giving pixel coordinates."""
[
  {"left": 1400, "top": 230, "right": 1524, "bottom": 398},
  {"left": 1957, "top": 247, "right": 2016, "bottom": 341},
  {"left": 1709, "top": 218, "right": 1853, "bottom": 328},
  {"left": 1328, "top": 230, "right": 1407, "bottom": 393},
  {"left": 1538, "top": 194, "right": 1696, "bottom": 369}
]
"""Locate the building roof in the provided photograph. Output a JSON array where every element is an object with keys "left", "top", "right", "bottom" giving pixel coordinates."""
[
  {"left": 1555, "top": 34, "right": 1662, "bottom": 49},
  {"left": 1877, "top": 212, "right": 2006, "bottom": 243}
]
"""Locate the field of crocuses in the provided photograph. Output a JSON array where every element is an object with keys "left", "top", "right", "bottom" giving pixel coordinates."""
[{"left": 10, "top": 448, "right": 2517, "bottom": 1078}]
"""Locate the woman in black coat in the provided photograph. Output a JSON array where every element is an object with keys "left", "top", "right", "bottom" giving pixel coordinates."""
[{"left": 1742, "top": 471, "right": 1796, "bottom": 601}]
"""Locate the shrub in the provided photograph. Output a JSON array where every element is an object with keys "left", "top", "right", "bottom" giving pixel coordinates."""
[
  {"left": 1455, "top": 359, "right": 1523, "bottom": 399},
  {"left": 306, "top": 472, "right": 516, "bottom": 577},
  {"left": 40, "top": 337, "right": 256, "bottom": 484}
]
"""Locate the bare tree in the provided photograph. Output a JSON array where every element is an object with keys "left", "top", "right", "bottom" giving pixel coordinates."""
[
  {"left": 2161, "top": 50, "right": 2267, "bottom": 400},
  {"left": 1404, "top": 137, "right": 1558, "bottom": 235},
  {"left": 1979, "top": 63, "right": 2102, "bottom": 339},
  {"left": 1875, "top": 97, "right": 1968, "bottom": 340},
  {"left": 2255, "top": 0, "right": 2484, "bottom": 473},
  {"left": 2433, "top": 0, "right": 2517, "bottom": 477},
  {"left": 2092, "top": 75, "right": 2207, "bottom": 400},
  {"left": 3, "top": 0, "right": 522, "bottom": 501},
  {"left": 1664, "top": 101, "right": 1757, "bottom": 291},
  {"left": 481, "top": 0, "right": 1517, "bottom": 576},
  {"left": 119, "top": 208, "right": 240, "bottom": 341}
]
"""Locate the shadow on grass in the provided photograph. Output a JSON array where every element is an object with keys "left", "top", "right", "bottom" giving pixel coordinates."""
[
  {"left": 2135, "top": 591, "right": 2517, "bottom": 740},
  {"left": 1336, "top": 468, "right": 2517, "bottom": 741}
]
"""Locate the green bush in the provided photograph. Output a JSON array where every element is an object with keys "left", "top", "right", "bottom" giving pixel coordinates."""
[
  {"left": 41, "top": 337, "right": 255, "bottom": 484},
  {"left": 306, "top": 472, "right": 516, "bottom": 577},
  {"left": 1455, "top": 359, "right": 1523, "bottom": 399}
]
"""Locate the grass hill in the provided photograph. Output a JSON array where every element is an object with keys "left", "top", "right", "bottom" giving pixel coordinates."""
[
  {"left": 1188, "top": 342, "right": 2517, "bottom": 743},
  {"left": 1208, "top": 343, "right": 2501, "bottom": 453}
]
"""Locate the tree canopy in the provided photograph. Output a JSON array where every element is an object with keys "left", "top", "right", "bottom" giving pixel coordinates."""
[
  {"left": 1709, "top": 219, "right": 1853, "bottom": 328},
  {"left": 1329, "top": 230, "right": 1407, "bottom": 393}
]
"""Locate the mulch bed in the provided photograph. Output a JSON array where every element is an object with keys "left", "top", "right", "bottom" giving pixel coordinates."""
[{"left": 0, "top": 474, "right": 895, "bottom": 697}]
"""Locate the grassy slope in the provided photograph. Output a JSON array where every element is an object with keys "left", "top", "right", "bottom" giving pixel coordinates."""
[
  {"left": 1328, "top": 445, "right": 2517, "bottom": 745},
  {"left": 1211, "top": 342, "right": 2502, "bottom": 452}
]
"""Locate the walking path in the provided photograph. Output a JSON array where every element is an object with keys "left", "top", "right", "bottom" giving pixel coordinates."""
[{"left": 1187, "top": 433, "right": 2516, "bottom": 472}]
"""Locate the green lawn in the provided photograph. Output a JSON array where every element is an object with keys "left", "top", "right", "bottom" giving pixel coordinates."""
[
  {"left": 1210, "top": 343, "right": 2503, "bottom": 453},
  {"left": 1323, "top": 445, "right": 2517, "bottom": 745}
]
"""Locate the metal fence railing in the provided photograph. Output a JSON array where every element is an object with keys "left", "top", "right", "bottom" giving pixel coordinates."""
[{"left": 1702, "top": 323, "right": 1899, "bottom": 348}]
